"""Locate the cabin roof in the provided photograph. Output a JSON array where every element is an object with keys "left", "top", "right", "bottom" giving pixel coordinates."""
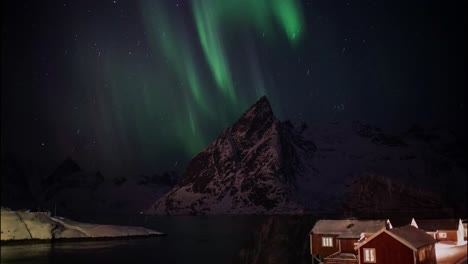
[
  {"left": 310, "top": 219, "right": 387, "bottom": 238},
  {"left": 355, "top": 226, "right": 436, "bottom": 251},
  {"left": 414, "top": 219, "right": 460, "bottom": 231},
  {"left": 389, "top": 226, "right": 437, "bottom": 249}
]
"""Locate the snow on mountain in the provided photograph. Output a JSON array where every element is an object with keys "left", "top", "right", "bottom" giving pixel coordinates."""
[
  {"left": 300, "top": 121, "right": 466, "bottom": 215},
  {"left": 147, "top": 96, "right": 466, "bottom": 215}
]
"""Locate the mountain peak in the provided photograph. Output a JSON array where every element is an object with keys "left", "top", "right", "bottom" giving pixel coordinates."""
[
  {"left": 146, "top": 95, "right": 306, "bottom": 214},
  {"left": 256, "top": 95, "right": 272, "bottom": 109},
  {"left": 57, "top": 157, "right": 81, "bottom": 173},
  {"left": 241, "top": 96, "right": 274, "bottom": 119},
  {"left": 231, "top": 96, "right": 275, "bottom": 138},
  {"left": 43, "top": 157, "right": 81, "bottom": 186}
]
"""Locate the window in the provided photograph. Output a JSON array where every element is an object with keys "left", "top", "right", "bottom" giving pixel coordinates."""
[
  {"left": 363, "top": 248, "right": 376, "bottom": 263},
  {"left": 464, "top": 228, "right": 467, "bottom": 237},
  {"left": 439, "top": 232, "right": 447, "bottom": 238},
  {"left": 322, "top": 237, "right": 333, "bottom": 247}
]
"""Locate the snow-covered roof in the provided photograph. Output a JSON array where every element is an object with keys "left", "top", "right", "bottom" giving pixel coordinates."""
[
  {"left": 355, "top": 226, "right": 436, "bottom": 251},
  {"left": 414, "top": 219, "right": 460, "bottom": 231},
  {"left": 310, "top": 219, "right": 387, "bottom": 238}
]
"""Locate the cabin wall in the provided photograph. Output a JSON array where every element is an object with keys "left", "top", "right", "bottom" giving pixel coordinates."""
[
  {"left": 416, "top": 244, "right": 436, "bottom": 264},
  {"left": 311, "top": 234, "right": 340, "bottom": 256},
  {"left": 358, "top": 232, "right": 414, "bottom": 264},
  {"left": 436, "top": 230, "right": 457, "bottom": 241},
  {"left": 339, "top": 239, "right": 358, "bottom": 254},
  {"left": 310, "top": 235, "right": 313, "bottom": 255}
]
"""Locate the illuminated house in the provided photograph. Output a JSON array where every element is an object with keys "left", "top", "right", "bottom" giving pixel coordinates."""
[
  {"left": 309, "top": 219, "right": 390, "bottom": 263},
  {"left": 354, "top": 225, "right": 436, "bottom": 264},
  {"left": 410, "top": 218, "right": 466, "bottom": 244}
]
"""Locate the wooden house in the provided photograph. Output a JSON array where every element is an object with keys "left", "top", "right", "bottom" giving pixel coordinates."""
[
  {"left": 309, "top": 219, "right": 389, "bottom": 263},
  {"left": 411, "top": 218, "right": 466, "bottom": 243},
  {"left": 354, "top": 225, "right": 437, "bottom": 264}
]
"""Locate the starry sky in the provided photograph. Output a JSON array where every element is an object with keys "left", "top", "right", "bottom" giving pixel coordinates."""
[{"left": 2, "top": 0, "right": 467, "bottom": 178}]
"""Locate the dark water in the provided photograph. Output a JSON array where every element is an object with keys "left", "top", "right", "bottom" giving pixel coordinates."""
[{"left": 1, "top": 215, "right": 315, "bottom": 264}]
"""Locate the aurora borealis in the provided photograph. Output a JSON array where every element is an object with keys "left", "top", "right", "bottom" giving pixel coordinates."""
[
  {"left": 2, "top": 0, "right": 467, "bottom": 178},
  {"left": 138, "top": 0, "right": 305, "bottom": 156}
]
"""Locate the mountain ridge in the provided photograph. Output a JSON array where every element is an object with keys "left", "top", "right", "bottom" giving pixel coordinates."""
[{"left": 147, "top": 96, "right": 466, "bottom": 216}]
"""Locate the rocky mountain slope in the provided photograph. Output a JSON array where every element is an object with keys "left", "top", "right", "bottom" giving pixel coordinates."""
[
  {"left": 147, "top": 96, "right": 466, "bottom": 215},
  {"left": 147, "top": 97, "right": 311, "bottom": 214}
]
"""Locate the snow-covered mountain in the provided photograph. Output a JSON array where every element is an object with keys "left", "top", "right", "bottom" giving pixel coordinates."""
[
  {"left": 299, "top": 121, "right": 466, "bottom": 215},
  {"left": 147, "top": 97, "right": 310, "bottom": 214},
  {"left": 36, "top": 159, "right": 177, "bottom": 217},
  {"left": 147, "top": 96, "right": 466, "bottom": 215},
  {"left": 1, "top": 155, "right": 179, "bottom": 217}
]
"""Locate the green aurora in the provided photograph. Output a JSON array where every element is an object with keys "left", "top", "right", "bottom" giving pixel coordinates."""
[
  {"left": 94, "top": 0, "right": 305, "bottom": 166},
  {"left": 3, "top": 0, "right": 466, "bottom": 179}
]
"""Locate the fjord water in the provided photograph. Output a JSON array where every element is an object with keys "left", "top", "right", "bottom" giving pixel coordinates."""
[{"left": 1, "top": 215, "right": 315, "bottom": 264}]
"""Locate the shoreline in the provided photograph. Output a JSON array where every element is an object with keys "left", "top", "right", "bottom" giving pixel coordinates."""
[{"left": 1, "top": 233, "right": 167, "bottom": 246}]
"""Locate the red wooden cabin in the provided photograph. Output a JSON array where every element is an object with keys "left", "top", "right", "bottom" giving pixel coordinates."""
[
  {"left": 355, "top": 225, "right": 436, "bottom": 264},
  {"left": 309, "top": 219, "right": 389, "bottom": 263}
]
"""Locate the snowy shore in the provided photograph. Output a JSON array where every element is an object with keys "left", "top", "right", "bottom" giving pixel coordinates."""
[{"left": 1, "top": 209, "right": 164, "bottom": 243}]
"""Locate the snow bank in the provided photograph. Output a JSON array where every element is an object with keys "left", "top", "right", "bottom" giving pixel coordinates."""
[
  {"left": 435, "top": 241, "right": 468, "bottom": 264},
  {"left": 1, "top": 209, "right": 163, "bottom": 242}
]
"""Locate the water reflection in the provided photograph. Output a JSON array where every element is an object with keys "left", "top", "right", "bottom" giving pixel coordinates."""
[
  {"left": 1, "top": 240, "right": 130, "bottom": 264},
  {"left": 2, "top": 243, "right": 52, "bottom": 264},
  {"left": 236, "top": 215, "right": 315, "bottom": 264},
  {"left": 1, "top": 215, "right": 317, "bottom": 264}
]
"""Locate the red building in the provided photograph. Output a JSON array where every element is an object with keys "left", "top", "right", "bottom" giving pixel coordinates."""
[
  {"left": 309, "top": 219, "right": 389, "bottom": 263},
  {"left": 355, "top": 225, "right": 437, "bottom": 264},
  {"left": 411, "top": 218, "right": 466, "bottom": 243}
]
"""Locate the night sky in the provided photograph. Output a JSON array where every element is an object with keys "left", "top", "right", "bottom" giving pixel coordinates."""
[{"left": 2, "top": 0, "right": 467, "bottom": 178}]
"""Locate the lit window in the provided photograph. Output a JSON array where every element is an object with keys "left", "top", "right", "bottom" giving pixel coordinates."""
[
  {"left": 322, "top": 237, "right": 333, "bottom": 247},
  {"left": 363, "top": 248, "right": 376, "bottom": 263},
  {"left": 439, "top": 232, "right": 447, "bottom": 238},
  {"left": 464, "top": 228, "right": 467, "bottom": 237}
]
